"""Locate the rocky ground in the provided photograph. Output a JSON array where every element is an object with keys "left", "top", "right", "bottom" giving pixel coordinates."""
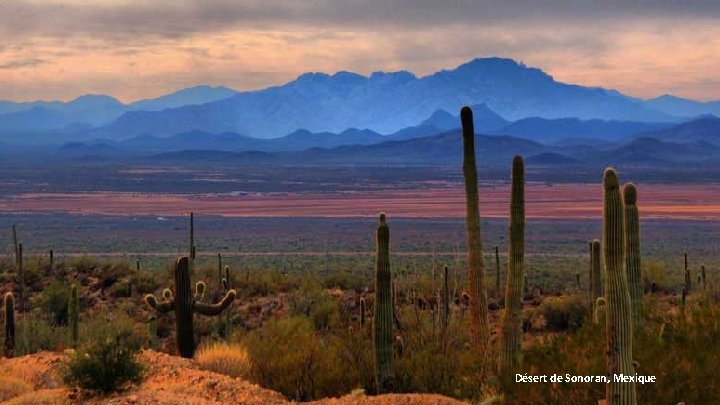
[{"left": 0, "top": 350, "right": 470, "bottom": 405}]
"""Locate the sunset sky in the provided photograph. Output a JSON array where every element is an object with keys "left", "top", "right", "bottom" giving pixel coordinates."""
[{"left": 1, "top": 0, "right": 719, "bottom": 103}]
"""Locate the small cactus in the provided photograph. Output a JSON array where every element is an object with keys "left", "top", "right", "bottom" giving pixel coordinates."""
[
  {"left": 374, "top": 213, "right": 394, "bottom": 393},
  {"left": 684, "top": 252, "right": 691, "bottom": 293},
  {"left": 145, "top": 256, "right": 236, "bottom": 358},
  {"left": 499, "top": 155, "right": 525, "bottom": 377},
  {"left": 68, "top": 284, "right": 79, "bottom": 349},
  {"left": 148, "top": 315, "right": 157, "bottom": 350},
  {"left": 442, "top": 265, "right": 450, "bottom": 329},
  {"left": 460, "top": 106, "right": 490, "bottom": 367},
  {"left": 4, "top": 292, "right": 15, "bottom": 358},
  {"left": 495, "top": 246, "right": 500, "bottom": 293},
  {"left": 222, "top": 265, "right": 232, "bottom": 339},
  {"left": 359, "top": 297, "right": 366, "bottom": 327},
  {"left": 602, "top": 168, "right": 637, "bottom": 405},
  {"left": 701, "top": 265, "right": 707, "bottom": 290}
]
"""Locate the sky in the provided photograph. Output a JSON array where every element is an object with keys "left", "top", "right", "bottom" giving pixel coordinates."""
[{"left": 0, "top": 0, "right": 719, "bottom": 103}]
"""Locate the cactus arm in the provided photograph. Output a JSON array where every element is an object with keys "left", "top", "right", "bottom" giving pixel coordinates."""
[
  {"left": 145, "top": 294, "right": 175, "bottom": 313},
  {"left": 193, "top": 289, "right": 237, "bottom": 316}
]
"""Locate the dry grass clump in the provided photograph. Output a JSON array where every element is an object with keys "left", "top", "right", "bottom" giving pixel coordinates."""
[
  {"left": 195, "top": 341, "right": 251, "bottom": 379},
  {"left": 4, "top": 389, "right": 68, "bottom": 405},
  {"left": 0, "top": 376, "right": 32, "bottom": 402}
]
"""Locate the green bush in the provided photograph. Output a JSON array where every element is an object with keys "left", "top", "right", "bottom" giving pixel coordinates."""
[
  {"left": 539, "top": 295, "right": 588, "bottom": 331},
  {"left": 242, "top": 316, "right": 355, "bottom": 401},
  {"left": 289, "top": 280, "right": 339, "bottom": 330},
  {"left": 37, "top": 281, "right": 70, "bottom": 325},
  {"left": 131, "top": 271, "right": 160, "bottom": 294},
  {"left": 15, "top": 312, "right": 67, "bottom": 355},
  {"left": 62, "top": 315, "right": 143, "bottom": 392}
]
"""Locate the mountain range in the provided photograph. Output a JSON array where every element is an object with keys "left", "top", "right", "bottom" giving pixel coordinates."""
[{"left": 2, "top": 57, "right": 720, "bottom": 144}]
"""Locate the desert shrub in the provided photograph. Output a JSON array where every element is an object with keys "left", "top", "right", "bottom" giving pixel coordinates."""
[
  {"left": 15, "top": 312, "right": 67, "bottom": 355},
  {"left": 110, "top": 282, "right": 132, "bottom": 298},
  {"left": 131, "top": 271, "right": 160, "bottom": 294},
  {"left": 289, "top": 280, "right": 339, "bottom": 330},
  {"left": 62, "top": 315, "right": 143, "bottom": 392},
  {"left": 62, "top": 256, "right": 100, "bottom": 274},
  {"left": 539, "top": 294, "right": 587, "bottom": 331},
  {"left": 0, "top": 376, "right": 32, "bottom": 402},
  {"left": 38, "top": 280, "right": 69, "bottom": 325},
  {"left": 94, "top": 261, "right": 131, "bottom": 290},
  {"left": 195, "top": 342, "right": 251, "bottom": 378},
  {"left": 243, "top": 316, "right": 355, "bottom": 401},
  {"left": 643, "top": 259, "right": 674, "bottom": 293},
  {"left": 517, "top": 302, "right": 720, "bottom": 404}
]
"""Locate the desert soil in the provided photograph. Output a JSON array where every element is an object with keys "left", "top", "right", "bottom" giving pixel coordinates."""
[{"left": 0, "top": 350, "right": 470, "bottom": 405}]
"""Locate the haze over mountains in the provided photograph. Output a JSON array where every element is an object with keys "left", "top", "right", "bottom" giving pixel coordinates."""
[{"left": 1, "top": 57, "right": 719, "bottom": 167}]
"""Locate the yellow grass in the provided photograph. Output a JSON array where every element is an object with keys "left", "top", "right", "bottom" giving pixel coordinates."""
[
  {"left": 0, "top": 376, "right": 32, "bottom": 402},
  {"left": 4, "top": 389, "right": 68, "bottom": 405},
  {"left": 195, "top": 342, "right": 251, "bottom": 379}
]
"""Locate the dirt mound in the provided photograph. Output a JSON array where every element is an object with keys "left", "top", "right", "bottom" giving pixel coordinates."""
[{"left": 0, "top": 350, "right": 469, "bottom": 405}]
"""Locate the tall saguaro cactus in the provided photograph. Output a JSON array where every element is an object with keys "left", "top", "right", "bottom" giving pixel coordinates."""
[
  {"left": 499, "top": 156, "right": 525, "bottom": 377},
  {"left": 460, "top": 106, "right": 490, "bottom": 365},
  {"left": 145, "top": 257, "right": 236, "bottom": 358},
  {"left": 602, "top": 168, "right": 637, "bottom": 405},
  {"left": 590, "top": 239, "right": 603, "bottom": 323},
  {"left": 623, "top": 184, "right": 643, "bottom": 326},
  {"left": 3, "top": 292, "right": 14, "bottom": 358},
  {"left": 495, "top": 246, "right": 501, "bottom": 293},
  {"left": 374, "top": 213, "right": 394, "bottom": 393}
]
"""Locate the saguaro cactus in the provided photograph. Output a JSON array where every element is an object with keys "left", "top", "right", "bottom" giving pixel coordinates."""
[
  {"left": 442, "top": 265, "right": 450, "bottom": 328},
  {"left": 623, "top": 184, "right": 643, "bottom": 326},
  {"left": 701, "top": 265, "right": 707, "bottom": 290},
  {"left": 359, "top": 297, "right": 366, "bottom": 327},
  {"left": 499, "top": 155, "right": 525, "bottom": 377},
  {"left": 148, "top": 315, "right": 158, "bottom": 350},
  {"left": 4, "top": 292, "right": 14, "bottom": 358},
  {"left": 68, "top": 284, "right": 79, "bottom": 349},
  {"left": 590, "top": 239, "right": 602, "bottom": 323},
  {"left": 460, "top": 106, "right": 490, "bottom": 364},
  {"left": 145, "top": 256, "right": 236, "bottom": 358},
  {"left": 495, "top": 246, "right": 500, "bottom": 293},
  {"left": 602, "top": 168, "right": 637, "bottom": 405},
  {"left": 683, "top": 252, "right": 691, "bottom": 293},
  {"left": 374, "top": 213, "right": 394, "bottom": 393}
]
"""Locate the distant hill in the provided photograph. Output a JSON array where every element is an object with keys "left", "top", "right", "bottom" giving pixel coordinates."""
[
  {"left": 600, "top": 137, "right": 720, "bottom": 165},
  {"left": 420, "top": 104, "right": 508, "bottom": 133},
  {"left": 493, "top": 117, "right": 669, "bottom": 142},
  {"left": 129, "top": 85, "right": 237, "bottom": 111},
  {"left": 634, "top": 116, "right": 720, "bottom": 145},
  {"left": 643, "top": 95, "right": 720, "bottom": 118},
  {"left": 149, "top": 131, "right": 547, "bottom": 166},
  {"left": 90, "top": 57, "right": 675, "bottom": 139}
]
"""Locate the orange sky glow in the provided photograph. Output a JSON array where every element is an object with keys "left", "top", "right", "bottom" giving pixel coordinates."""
[{"left": 0, "top": 1, "right": 718, "bottom": 102}]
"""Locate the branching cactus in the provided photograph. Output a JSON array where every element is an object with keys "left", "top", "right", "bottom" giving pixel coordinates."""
[
  {"left": 590, "top": 240, "right": 603, "bottom": 323},
  {"left": 4, "top": 292, "right": 15, "bottom": 358},
  {"left": 460, "top": 106, "right": 490, "bottom": 366},
  {"left": 499, "top": 155, "right": 525, "bottom": 377},
  {"left": 374, "top": 213, "right": 395, "bottom": 393},
  {"left": 68, "top": 284, "right": 79, "bottom": 349},
  {"left": 145, "top": 256, "right": 236, "bottom": 358},
  {"left": 602, "top": 168, "right": 637, "bottom": 405},
  {"left": 623, "top": 184, "right": 643, "bottom": 326}
]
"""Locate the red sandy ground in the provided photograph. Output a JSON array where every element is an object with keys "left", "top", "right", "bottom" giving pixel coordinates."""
[
  {"left": 1, "top": 183, "right": 718, "bottom": 220},
  {"left": 0, "top": 350, "right": 470, "bottom": 405}
]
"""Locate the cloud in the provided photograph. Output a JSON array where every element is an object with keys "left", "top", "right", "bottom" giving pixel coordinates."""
[
  {"left": 0, "top": 57, "right": 46, "bottom": 69},
  {"left": 0, "top": 1, "right": 718, "bottom": 101},
  {"left": 1, "top": 0, "right": 719, "bottom": 41}
]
